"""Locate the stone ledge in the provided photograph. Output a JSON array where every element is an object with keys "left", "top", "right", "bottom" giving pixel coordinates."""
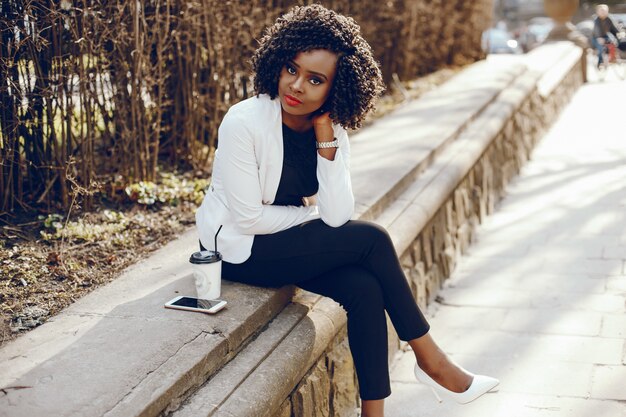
[
  {"left": 525, "top": 41, "right": 585, "bottom": 97},
  {"left": 172, "top": 295, "right": 347, "bottom": 417},
  {"left": 351, "top": 59, "right": 527, "bottom": 221},
  {"left": 0, "top": 43, "right": 584, "bottom": 417},
  {"left": 0, "top": 231, "right": 295, "bottom": 417},
  {"left": 382, "top": 68, "right": 541, "bottom": 257}
]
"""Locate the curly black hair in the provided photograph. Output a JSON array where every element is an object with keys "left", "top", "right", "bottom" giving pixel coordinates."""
[{"left": 251, "top": 4, "right": 385, "bottom": 130}]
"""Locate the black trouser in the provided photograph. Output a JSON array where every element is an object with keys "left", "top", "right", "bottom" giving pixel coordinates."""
[{"left": 218, "top": 219, "right": 430, "bottom": 400}]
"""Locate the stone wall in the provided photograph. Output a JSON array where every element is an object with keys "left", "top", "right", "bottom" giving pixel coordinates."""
[
  {"left": 400, "top": 54, "right": 583, "bottom": 311},
  {"left": 272, "top": 330, "right": 359, "bottom": 417},
  {"left": 274, "top": 48, "right": 585, "bottom": 417}
]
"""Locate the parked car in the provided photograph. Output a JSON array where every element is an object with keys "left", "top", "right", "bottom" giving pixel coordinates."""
[
  {"left": 482, "top": 28, "right": 524, "bottom": 54},
  {"left": 518, "top": 17, "right": 555, "bottom": 51}
]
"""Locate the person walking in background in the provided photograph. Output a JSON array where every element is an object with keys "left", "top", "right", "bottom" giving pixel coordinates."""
[
  {"left": 195, "top": 5, "right": 499, "bottom": 416},
  {"left": 592, "top": 4, "right": 621, "bottom": 67}
]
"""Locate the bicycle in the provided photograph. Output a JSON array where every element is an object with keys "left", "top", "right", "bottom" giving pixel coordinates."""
[{"left": 592, "top": 39, "right": 626, "bottom": 81}]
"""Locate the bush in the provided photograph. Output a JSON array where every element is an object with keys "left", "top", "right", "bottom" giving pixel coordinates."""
[{"left": 0, "top": 0, "right": 492, "bottom": 216}]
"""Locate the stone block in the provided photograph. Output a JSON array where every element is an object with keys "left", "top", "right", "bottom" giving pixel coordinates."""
[
  {"left": 539, "top": 258, "right": 623, "bottom": 276},
  {"left": 467, "top": 211, "right": 480, "bottom": 233},
  {"left": 439, "top": 244, "right": 456, "bottom": 279},
  {"left": 407, "top": 261, "right": 428, "bottom": 310},
  {"left": 446, "top": 271, "right": 605, "bottom": 294},
  {"left": 326, "top": 331, "right": 358, "bottom": 417},
  {"left": 487, "top": 355, "right": 594, "bottom": 397},
  {"left": 411, "top": 239, "right": 422, "bottom": 265},
  {"left": 326, "top": 337, "right": 358, "bottom": 417},
  {"left": 292, "top": 361, "right": 331, "bottom": 417},
  {"left": 459, "top": 188, "right": 471, "bottom": 216},
  {"left": 421, "top": 228, "right": 433, "bottom": 269},
  {"left": 445, "top": 199, "right": 456, "bottom": 233},
  {"left": 432, "top": 217, "right": 446, "bottom": 257},
  {"left": 600, "top": 314, "right": 626, "bottom": 338},
  {"left": 401, "top": 266, "right": 416, "bottom": 298},
  {"left": 591, "top": 365, "right": 626, "bottom": 400},
  {"left": 431, "top": 327, "right": 622, "bottom": 365},
  {"left": 402, "top": 271, "right": 416, "bottom": 298},
  {"left": 606, "top": 276, "right": 626, "bottom": 292},
  {"left": 443, "top": 229, "right": 454, "bottom": 254},
  {"left": 499, "top": 309, "right": 602, "bottom": 337},
  {"left": 428, "top": 305, "right": 507, "bottom": 331},
  {"left": 438, "top": 287, "right": 532, "bottom": 309},
  {"left": 473, "top": 186, "right": 485, "bottom": 224},
  {"left": 400, "top": 252, "right": 413, "bottom": 270},
  {"left": 424, "top": 265, "right": 442, "bottom": 304}
]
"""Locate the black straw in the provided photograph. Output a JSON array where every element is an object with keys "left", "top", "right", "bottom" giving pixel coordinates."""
[{"left": 214, "top": 225, "right": 223, "bottom": 253}]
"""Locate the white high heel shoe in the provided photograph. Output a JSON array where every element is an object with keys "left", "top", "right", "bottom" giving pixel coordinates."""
[{"left": 413, "top": 363, "right": 499, "bottom": 404}]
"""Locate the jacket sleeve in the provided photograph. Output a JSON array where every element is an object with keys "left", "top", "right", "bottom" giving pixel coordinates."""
[
  {"left": 219, "top": 110, "right": 320, "bottom": 235},
  {"left": 609, "top": 17, "right": 620, "bottom": 36},
  {"left": 315, "top": 127, "right": 355, "bottom": 227}
]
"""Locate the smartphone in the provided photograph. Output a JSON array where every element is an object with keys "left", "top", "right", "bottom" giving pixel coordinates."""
[{"left": 164, "top": 296, "right": 227, "bottom": 314}]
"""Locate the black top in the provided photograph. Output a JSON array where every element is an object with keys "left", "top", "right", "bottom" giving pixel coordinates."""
[{"left": 273, "top": 124, "right": 319, "bottom": 207}]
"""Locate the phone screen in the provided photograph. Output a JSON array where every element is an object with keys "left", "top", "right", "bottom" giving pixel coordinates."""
[{"left": 170, "top": 297, "right": 223, "bottom": 309}]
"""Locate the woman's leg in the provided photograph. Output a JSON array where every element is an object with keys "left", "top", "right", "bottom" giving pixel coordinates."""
[
  {"left": 297, "top": 266, "right": 390, "bottom": 401},
  {"left": 298, "top": 259, "right": 472, "bottom": 398},
  {"left": 360, "top": 399, "right": 384, "bottom": 417},
  {"left": 223, "top": 219, "right": 471, "bottom": 403}
]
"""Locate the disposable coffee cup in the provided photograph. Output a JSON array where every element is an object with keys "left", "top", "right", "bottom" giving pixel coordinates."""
[{"left": 189, "top": 250, "right": 222, "bottom": 300}]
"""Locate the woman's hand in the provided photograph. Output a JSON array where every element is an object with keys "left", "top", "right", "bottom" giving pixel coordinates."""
[
  {"left": 312, "top": 111, "right": 334, "bottom": 143},
  {"left": 312, "top": 111, "right": 337, "bottom": 161},
  {"left": 302, "top": 194, "right": 317, "bottom": 207}
]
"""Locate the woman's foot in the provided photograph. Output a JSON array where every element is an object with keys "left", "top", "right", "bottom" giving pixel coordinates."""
[
  {"left": 413, "top": 363, "right": 499, "bottom": 404},
  {"left": 408, "top": 332, "right": 498, "bottom": 403},
  {"left": 415, "top": 353, "right": 473, "bottom": 393},
  {"left": 408, "top": 333, "right": 473, "bottom": 393}
]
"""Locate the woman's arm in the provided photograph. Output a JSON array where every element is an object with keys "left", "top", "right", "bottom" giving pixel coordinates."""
[
  {"left": 219, "top": 111, "right": 320, "bottom": 235},
  {"left": 313, "top": 115, "right": 355, "bottom": 227}
]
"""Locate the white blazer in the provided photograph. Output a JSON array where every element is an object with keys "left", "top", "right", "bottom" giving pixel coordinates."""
[{"left": 196, "top": 94, "right": 355, "bottom": 264}]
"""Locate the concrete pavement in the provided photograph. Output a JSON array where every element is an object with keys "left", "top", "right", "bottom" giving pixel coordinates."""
[{"left": 386, "top": 74, "right": 626, "bottom": 416}]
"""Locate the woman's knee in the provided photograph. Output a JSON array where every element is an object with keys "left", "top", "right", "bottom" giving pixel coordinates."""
[{"left": 346, "top": 220, "right": 392, "bottom": 246}]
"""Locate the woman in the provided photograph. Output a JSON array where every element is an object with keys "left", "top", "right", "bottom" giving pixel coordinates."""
[{"left": 196, "top": 4, "right": 498, "bottom": 416}]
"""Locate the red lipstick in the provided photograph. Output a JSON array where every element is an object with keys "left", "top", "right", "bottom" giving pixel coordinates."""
[{"left": 284, "top": 95, "right": 303, "bottom": 106}]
